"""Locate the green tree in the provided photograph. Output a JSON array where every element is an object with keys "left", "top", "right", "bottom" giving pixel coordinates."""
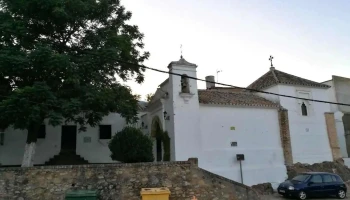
[
  {"left": 146, "top": 93, "right": 154, "bottom": 102},
  {"left": 109, "top": 127, "right": 154, "bottom": 163},
  {"left": 134, "top": 94, "right": 142, "bottom": 101},
  {"left": 0, "top": 0, "right": 149, "bottom": 167}
]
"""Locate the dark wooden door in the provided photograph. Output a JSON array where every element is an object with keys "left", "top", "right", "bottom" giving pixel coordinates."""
[
  {"left": 61, "top": 125, "right": 77, "bottom": 152},
  {"left": 156, "top": 137, "right": 162, "bottom": 161}
]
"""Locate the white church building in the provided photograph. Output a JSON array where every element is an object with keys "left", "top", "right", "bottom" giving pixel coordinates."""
[{"left": 0, "top": 56, "right": 348, "bottom": 187}]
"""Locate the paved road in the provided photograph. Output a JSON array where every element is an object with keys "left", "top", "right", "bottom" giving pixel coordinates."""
[{"left": 261, "top": 193, "right": 349, "bottom": 200}]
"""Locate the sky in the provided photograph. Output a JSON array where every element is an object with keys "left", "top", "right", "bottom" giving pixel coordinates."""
[{"left": 121, "top": 0, "right": 350, "bottom": 101}]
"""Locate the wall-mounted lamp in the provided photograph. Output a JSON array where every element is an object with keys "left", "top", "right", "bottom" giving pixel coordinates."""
[
  {"left": 163, "top": 111, "right": 170, "bottom": 120},
  {"left": 141, "top": 122, "right": 148, "bottom": 129}
]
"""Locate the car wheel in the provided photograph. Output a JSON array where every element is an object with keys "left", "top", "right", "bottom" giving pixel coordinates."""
[
  {"left": 337, "top": 189, "right": 346, "bottom": 199},
  {"left": 298, "top": 191, "right": 307, "bottom": 200}
]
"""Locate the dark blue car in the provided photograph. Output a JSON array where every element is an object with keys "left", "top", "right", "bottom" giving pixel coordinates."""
[{"left": 277, "top": 172, "right": 347, "bottom": 199}]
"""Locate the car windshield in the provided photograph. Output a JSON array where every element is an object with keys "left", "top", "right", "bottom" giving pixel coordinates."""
[{"left": 292, "top": 174, "right": 310, "bottom": 182}]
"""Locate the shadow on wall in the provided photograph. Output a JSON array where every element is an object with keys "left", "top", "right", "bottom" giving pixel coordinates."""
[{"left": 0, "top": 158, "right": 260, "bottom": 200}]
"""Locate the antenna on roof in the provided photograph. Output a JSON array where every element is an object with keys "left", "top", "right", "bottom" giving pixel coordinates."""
[
  {"left": 216, "top": 69, "right": 222, "bottom": 82},
  {"left": 180, "top": 44, "right": 183, "bottom": 59}
]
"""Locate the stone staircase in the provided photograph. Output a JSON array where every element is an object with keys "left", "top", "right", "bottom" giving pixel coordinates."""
[{"left": 45, "top": 151, "right": 89, "bottom": 165}]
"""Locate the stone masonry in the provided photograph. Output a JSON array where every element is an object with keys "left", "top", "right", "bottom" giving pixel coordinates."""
[
  {"left": 0, "top": 158, "right": 260, "bottom": 200},
  {"left": 325, "top": 112, "right": 342, "bottom": 161},
  {"left": 278, "top": 108, "right": 293, "bottom": 166}
]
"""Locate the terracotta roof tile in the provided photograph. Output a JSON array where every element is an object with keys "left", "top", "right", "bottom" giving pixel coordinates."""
[
  {"left": 209, "top": 87, "right": 247, "bottom": 92},
  {"left": 247, "top": 68, "right": 330, "bottom": 90},
  {"left": 198, "top": 90, "right": 279, "bottom": 108}
]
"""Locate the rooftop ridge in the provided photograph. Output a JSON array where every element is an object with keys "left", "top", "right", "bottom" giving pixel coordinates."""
[
  {"left": 248, "top": 68, "right": 330, "bottom": 90},
  {"left": 247, "top": 70, "right": 273, "bottom": 89}
]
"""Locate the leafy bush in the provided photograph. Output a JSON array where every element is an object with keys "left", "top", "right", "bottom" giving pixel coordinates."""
[{"left": 109, "top": 127, "right": 154, "bottom": 163}]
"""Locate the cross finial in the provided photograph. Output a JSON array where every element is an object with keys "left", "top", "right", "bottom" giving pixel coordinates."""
[
  {"left": 269, "top": 55, "right": 274, "bottom": 67},
  {"left": 180, "top": 44, "right": 183, "bottom": 59}
]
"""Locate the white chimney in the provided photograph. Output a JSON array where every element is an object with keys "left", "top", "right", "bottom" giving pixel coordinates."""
[{"left": 205, "top": 76, "right": 215, "bottom": 89}]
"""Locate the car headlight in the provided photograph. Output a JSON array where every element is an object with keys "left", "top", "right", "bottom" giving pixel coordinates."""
[{"left": 288, "top": 186, "right": 295, "bottom": 190}]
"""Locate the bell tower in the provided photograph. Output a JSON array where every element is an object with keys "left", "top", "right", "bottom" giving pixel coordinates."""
[{"left": 167, "top": 57, "right": 201, "bottom": 161}]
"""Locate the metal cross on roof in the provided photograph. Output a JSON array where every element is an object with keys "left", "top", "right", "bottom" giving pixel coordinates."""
[{"left": 269, "top": 55, "right": 274, "bottom": 67}]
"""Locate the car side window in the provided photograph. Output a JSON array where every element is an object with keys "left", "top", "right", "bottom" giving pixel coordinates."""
[
  {"left": 331, "top": 175, "right": 338, "bottom": 182},
  {"left": 335, "top": 175, "right": 343, "bottom": 182},
  {"left": 322, "top": 175, "right": 333, "bottom": 183},
  {"left": 310, "top": 175, "right": 322, "bottom": 183}
]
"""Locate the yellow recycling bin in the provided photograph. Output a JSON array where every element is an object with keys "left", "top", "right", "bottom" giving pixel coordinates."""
[{"left": 140, "top": 187, "right": 171, "bottom": 200}]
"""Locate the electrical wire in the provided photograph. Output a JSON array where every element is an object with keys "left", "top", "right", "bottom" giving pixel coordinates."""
[
  {"left": 0, "top": 60, "right": 349, "bottom": 107},
  {"left": 117, "top": 60, "right": 350, "bottom": 107}
]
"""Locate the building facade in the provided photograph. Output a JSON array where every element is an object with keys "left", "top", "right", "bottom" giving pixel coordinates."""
[
  {"left": 0, "top": 57, "right": 344, "bottom": 187},
  {"left": 0, "top": 105, "right": 147, "bottom": 166},
  {"left": 323, "top": 75, "right": 350, "bottom": 166}
]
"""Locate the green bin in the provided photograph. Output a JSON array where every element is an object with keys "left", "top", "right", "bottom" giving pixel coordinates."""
[{"left": 65, "top": 190, "right": 97, "bottom": 200}]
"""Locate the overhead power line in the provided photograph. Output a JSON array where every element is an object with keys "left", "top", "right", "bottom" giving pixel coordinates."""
[
  {"left": 0, "top": 59, "right": 349, "bottom": 108},
  {"left": 118, "top": 60, "right": 350, "bottom": 107}
]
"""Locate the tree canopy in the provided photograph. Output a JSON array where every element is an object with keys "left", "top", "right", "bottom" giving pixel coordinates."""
[
  {"left": 146, "top": 93, "right": 154, "bottom": 102},
  {"left": 0, "top": 0, "right": 149, "bottom": 163}
]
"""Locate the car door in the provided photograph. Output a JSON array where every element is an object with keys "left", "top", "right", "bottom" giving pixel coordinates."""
[
  {"left": 332, "top": 175, "right": 346, "bottom": 193},
  {"left": 306, "top": 174, "right": 325, "bottom": 197},
  {"left": 322, "top": 174, "right": 337, "bottom": 195}
]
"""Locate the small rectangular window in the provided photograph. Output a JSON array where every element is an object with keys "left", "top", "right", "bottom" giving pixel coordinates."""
[
  {"left": 38, "top": 125, "right": 46, "bottom": 139},
  {"left": 99, "top": 125, "right": 112, "bottom": 139}
]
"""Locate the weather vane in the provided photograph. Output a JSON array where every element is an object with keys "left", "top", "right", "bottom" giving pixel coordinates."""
[{"left": 269, "top": 55, "right": 274, "bottom": 67}]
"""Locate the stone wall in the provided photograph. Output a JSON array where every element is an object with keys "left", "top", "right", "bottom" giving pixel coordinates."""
[
  {"left": 278, "top": 109, "right": 293, "bottom": 166},
  {"left": 0, "top": 158, "right": 260, "bottom": 200}
]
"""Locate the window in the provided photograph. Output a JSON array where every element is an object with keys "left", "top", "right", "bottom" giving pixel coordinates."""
[
  {"left": 331, "top": 175, "right": 338, "bottom": 182},
  {"left": 297, "top": 90, "right": 312, "bottom": 116},
  {"left": 292, "top": 174, "right": 310, "bottom": 182},
  {"left": 310, "top": 175, "right": 322, "bottom": 183},
  {"left": 333, "top": 175, "right": 343, "bottom": 182},
  {"left": 99, "top": 125, "right": 112, "bottom": 139},
  {"left": 301, "top": 102, "right": 308, "bottom": 116},
  {"left": 181, "top": 74, "right": 190, "bottom": 93},
  {"left": 38, "top": 125, "right": 46, "bottom": 139},
  {"left": 322, "top": 174, "right": 333, "bottom": 183}
]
